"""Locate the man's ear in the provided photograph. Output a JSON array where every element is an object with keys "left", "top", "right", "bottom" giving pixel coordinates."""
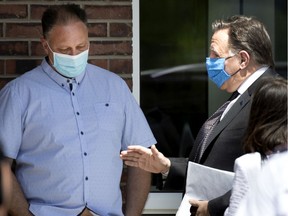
[
  {"left": 40, "top": 37, "right": 49, "bottom": 55},
  {"left": 238, "top": 50, "right": 250, "bottom": 69}
]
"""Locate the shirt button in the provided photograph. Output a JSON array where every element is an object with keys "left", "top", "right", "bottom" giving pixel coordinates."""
[
  {"left": 76, "top": 112, "right": 80, "bottom": 115},
  {"left": 72, "top": 92, "right": 75, "bottom": 96},
  {"left": 81, "top": 131, "right": 84, "bottom": 135},
  {"left": 85, "top": 176, "right": 88, "bottom": 181},
  {"left": 84, "top": 152, "right": 87, "bottom": 156}
]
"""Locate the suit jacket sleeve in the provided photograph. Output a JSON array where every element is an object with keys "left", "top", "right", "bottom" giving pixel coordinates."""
[
  {"left": 208, "top": 190, "right": 231, "bottom": 216},
  {"left": 163, "top": 157, "right": 188, "bottom": 191}
]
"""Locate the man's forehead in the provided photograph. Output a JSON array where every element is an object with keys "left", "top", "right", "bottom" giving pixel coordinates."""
[
  {"left": 210, "top": 43, "right": 225, "bottom": 55},
  {"left": 210, "top": 30, "right": 230, "bottom": 54}
]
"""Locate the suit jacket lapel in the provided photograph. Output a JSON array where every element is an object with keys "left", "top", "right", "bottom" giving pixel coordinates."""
[{"left": 205, "top": 90, "right": 251, "bottom": 147}]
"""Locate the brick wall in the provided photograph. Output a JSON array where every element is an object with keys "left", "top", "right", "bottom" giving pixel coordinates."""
[
  {"left": 0, "top": 0, "right": 133, "bottom": 90},
  {"left": 0, "top": 0, "right": 132, "bottom": 211}
]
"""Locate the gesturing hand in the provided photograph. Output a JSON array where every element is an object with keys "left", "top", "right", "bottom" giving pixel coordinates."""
[{"left": 120, "top": 144, "right": 171, "bottom": 174}]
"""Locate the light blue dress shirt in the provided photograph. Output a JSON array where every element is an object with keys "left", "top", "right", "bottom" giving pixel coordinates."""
[{"left": 0, "top": 59, "right": 156, "bottom": 216}]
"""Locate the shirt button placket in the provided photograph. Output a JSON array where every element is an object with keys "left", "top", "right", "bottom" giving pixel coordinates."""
[{"left": 69, "top": 83, "right": 90, "bottom": 203}]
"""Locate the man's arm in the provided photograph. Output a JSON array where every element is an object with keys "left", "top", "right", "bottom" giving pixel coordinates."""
[
  {"left": 6, "top": 158, "right": 33, "bottom": 216},
  {"left": 208, "top": 190, "right": 231, "bottom": 216},
  {"left": 163, "top": 157, "right": 188, "bottom": 191},
  {"left": 124, "top": 166, "right": 151, "bottom": 216}
]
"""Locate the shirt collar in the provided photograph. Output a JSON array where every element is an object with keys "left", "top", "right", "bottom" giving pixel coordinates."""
[
  {"left": 41, "top": 57, "right": 86, "bottom": 88},
  {"left": 237, "top": 66, "right": 268, "bottom": 95}
]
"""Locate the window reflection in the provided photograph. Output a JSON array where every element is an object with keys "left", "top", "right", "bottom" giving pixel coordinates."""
[{"left": 140, "top": 0, "right": 208, "bottom": 191}]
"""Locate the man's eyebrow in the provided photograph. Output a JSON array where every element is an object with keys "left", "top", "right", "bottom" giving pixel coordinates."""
[
  {"left": 210, "top": 46, "right": 217, "bottom": 52},
  {"left": 210, "top": 47, "right": 220, "bottom": 55}
]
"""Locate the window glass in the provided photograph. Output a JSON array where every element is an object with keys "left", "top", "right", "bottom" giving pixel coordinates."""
[
  {"left": 140, "top": 0, "right": 208, "bottom": 191},
  {"left": 275, "top": 0, "right": 287, "bottom": 77}
]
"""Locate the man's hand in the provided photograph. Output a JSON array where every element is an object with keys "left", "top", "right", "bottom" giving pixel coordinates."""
[
  {"left": 189, "top": 199, "right": 210, "bottom": 216},
  {"left": 120, "top": 144, "right": 170, "bottom": 174}
]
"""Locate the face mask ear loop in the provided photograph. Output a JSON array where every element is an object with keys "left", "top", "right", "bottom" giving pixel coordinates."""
[
  {"left": 225, "top": 52, "right": 241, "bottom": 77},
  {"left": 46, "top": 43, "right": 56, "bottom": 67},
  {"left": 46, "top": 42, "right": 54, "bottom": 53},
  {"left": 231, "top": 68, "right": 241, "bottom": 77},
  {"left": 47, "top": 42, "right": 55, "bottom": 66},
  {"left": 225, "top": 56, "right": 233, "bottom": 60}
]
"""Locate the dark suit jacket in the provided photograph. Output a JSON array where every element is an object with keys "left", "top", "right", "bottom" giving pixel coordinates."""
[{"left": 163, "top": 68, "right": 279, "bottom": 215}]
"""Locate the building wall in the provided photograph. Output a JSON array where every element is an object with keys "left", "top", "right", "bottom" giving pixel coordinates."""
[
  {"left": 0, "top": 0, "right": 132, "bottom": 210},
  {"left": 0, "top": 0, "right": 133, "bottom": 90}
]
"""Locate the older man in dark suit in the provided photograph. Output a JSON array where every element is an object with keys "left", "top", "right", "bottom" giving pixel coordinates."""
[{"left": 120, "top": 15, "right": 280, "bottom": 216}]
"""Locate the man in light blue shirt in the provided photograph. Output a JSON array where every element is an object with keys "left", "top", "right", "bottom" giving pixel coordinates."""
[{"left": 0, "top": 4, "right": 156, "bottom": 216}]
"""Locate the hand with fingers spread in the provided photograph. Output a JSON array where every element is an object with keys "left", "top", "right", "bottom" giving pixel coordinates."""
[
  {"left": 120, "top": 144, "right": 171, "bottom": 174},
  {"left": 189, "top": 199, "right": 210, "bottom": 216}
]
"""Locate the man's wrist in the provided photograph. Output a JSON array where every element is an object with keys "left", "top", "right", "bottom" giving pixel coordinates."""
[
  {"left": 160, "top": 159, "right": 171, "bottom": 176},
  {"left": 161, "top": 168, "right": 169, "bottom": 176}
]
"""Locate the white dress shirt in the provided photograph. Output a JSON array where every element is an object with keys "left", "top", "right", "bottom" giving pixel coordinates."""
[{"left": 221, "top": 66, "right": 268, "bottom": 120}]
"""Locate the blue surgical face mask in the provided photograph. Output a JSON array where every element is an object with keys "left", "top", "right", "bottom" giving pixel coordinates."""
[
  {"left": 206, "top": 56, "right": 240, "bottom": 88},
  {"left": 47, "top": 43, "right": 89, "bottom": 78}
]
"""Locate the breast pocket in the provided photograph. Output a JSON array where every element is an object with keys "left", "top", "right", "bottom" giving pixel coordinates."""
[{"left": 94, "top": 102, "right": 125, "bottom": 131}]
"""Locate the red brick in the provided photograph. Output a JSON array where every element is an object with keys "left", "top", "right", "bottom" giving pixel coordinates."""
[
  {"left": 124, "top": 78, "right": 132, "bottom": 91},
  {"left": 6, "top": 23, "right": 42, "bottom": 38},
  {"left": 88, "top": 59, "right": 108, "bottom": 70},
  {"left": 6, "top": 59, "right": 41, "bottom": 75},
  {"left": 0, "top": 5, "right": 27, "bottom": 19},
  {"left": 0, "top": 24, "right": 3, "bottom": 37},
  {"left": 89, "top": 41, "right": 132, "bottom": 55},
  {"left": 110, "top": 59, "right": 132, "bottom": 74},
  {"left": 0, "top": 60, "right": 4, "bottom": 74},
  {"left": 30, "top": 5, "right": 49, "bottom": 20},
  {"left": 5, "top": 60, "right": 16, "bottom": 75},
  {"left": 88, "top": 23, "right": 107, "bottom": 37},
  {"left": 31, "top": 41, "right": 46, "bottom": 57},
  {"left": 0, "top": 78, "right": 15, "bottom": 90},
  {"left": 85, "top": 6, "right": 132, "bottom": 20},
  {"left": 0, "top": 42, "right": 28, "bottom": 56},
  {"left": 110, "top": 23, "right": 132, "bottom": 37}
]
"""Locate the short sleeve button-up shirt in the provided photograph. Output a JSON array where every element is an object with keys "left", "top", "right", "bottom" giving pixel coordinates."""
[{"left": 0, "top": 59, "right": 156, "bottom": 216}]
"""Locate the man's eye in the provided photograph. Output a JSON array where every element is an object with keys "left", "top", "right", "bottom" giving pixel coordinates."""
[
  {"left": 210, "top": 54, "right": 219, "bottom": 58},
  {"left": 59, "top": 49, "right": 70, "bottom": 54},
  {"left": 77, "top": 46, "right": 87, "bottom": 51}
]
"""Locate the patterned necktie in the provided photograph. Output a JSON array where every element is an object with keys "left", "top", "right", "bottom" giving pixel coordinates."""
[{"left": 194, "top": 91, "right": 240, "bottom": 162}]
